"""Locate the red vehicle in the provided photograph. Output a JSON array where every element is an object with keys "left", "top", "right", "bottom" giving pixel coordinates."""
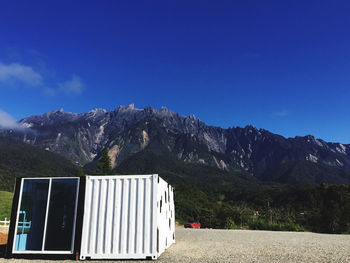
[{"left": 184, "top": 220, "right": 201, "bottom": 228}]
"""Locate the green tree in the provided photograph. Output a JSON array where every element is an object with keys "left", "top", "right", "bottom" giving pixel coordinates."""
[
  {"left": 97, "top": 148, "right": 113, "bottom": 175},
  {"left": 75, "top": 167, "right": 85, "bottom": 177}
]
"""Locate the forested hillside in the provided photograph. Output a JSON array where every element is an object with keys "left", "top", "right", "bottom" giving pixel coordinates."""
[
  {"left": 111, "top": 151, "right": 350, "bottom": 234},
  {"left": 0, "top": 134, "right": 76, "bottom": 191}
]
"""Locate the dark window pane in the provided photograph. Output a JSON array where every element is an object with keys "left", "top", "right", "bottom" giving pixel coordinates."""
[
  {"left": 44, "top": 179, "right": 78, "bottom": 251},
  {"left": 15, "top": 179, "right": 49, "bottom": 251}
]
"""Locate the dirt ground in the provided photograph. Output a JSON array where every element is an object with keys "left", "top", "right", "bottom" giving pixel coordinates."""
[{"left": 0, "top": 229, "right": 8, "bottom": 246}]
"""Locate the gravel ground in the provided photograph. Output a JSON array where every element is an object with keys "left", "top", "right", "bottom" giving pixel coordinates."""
[
  {"left": 1, "top": 228, "right": 350, "bottom": 263},
  {"left": 161, "top": 229, "right": 350, "bottom": 263}
]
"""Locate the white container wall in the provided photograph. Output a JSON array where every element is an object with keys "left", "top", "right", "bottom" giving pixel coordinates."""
[
  {"left": 156, "top": 176, "right": 175, "bottom": 257},
  {"left": 79, "top": 174, "right": 175, "bottom": 260}
]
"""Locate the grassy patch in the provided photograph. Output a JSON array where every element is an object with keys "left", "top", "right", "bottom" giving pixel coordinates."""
[{"left": 0, "top": 191, "right": 13, "bottom": 220}]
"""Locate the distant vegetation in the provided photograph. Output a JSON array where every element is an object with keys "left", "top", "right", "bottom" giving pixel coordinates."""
[
  {"left": 115, "top": 150, "right": 350, "bottom": 234},
  {"left": 0, "top": 134, "right": 77, "bottom": 191},
  {"left": 175, "top": 183, "right": 350, "bottom": 234},
  {"left": 0, "top": 138, "right": 349, "bottom": 234}
]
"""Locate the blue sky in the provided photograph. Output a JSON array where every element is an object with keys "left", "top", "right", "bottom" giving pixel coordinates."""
[{"left": 0, "top": 0, "right": 349, "bottom": 143}]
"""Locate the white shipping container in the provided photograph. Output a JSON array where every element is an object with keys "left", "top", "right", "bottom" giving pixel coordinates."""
[{"left": 79, "top": 174, "right": 175, "bottom": 260}]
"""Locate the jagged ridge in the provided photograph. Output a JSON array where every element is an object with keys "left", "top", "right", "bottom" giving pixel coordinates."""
[{"left": 4, "top": 104, "right": 350, "bottom": 185}]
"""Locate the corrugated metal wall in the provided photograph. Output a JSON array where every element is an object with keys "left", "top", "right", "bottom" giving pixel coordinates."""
[{"left": 80, "top": 175, "right": 157, "bottom": 260}]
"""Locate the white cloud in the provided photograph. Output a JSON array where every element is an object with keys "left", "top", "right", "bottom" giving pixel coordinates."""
[
  {"left": 0, "top": 110, "right": 24, "bottom": 130},
  {"left": 0, "top": 57, "right": 85, "bottom": 97},
  {"left": 273, "top": 110, "right": 289, "bottom": 117},
  {"left": 59, "top": 74, "right": 84, "bottom": 96},
  {"left": 0, "top": 62, "right": 42, "bottom": 86}
]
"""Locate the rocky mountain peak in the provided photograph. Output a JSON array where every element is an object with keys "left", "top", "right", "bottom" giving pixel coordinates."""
[
  {"left": 89, "top": 108, "right": 107, "bottom": 114},
  {"left": 10, "top": 105, "right": 350, "bottom": 185}
]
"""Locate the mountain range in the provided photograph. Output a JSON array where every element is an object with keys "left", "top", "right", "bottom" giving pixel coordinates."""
[{"left": 2, "top": 104, "right": 350, "bottom": 186}]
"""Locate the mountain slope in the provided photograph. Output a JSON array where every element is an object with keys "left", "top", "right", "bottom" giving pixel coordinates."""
[
  {"left": 113, "top": 149, "right": 258, "bottom": 191},
  {"left": 261, "top": 160, "right": 350, "bottom": 185},
  {"left": 6, "top": 105, "right": 350, "bottom": 185},
  {"left": 0, "top": 133, "right": 77, "bottom": 191}
]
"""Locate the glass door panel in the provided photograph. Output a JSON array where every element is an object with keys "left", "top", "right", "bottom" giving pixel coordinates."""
[
  {"left": 14, "top": 179, "right": 50, "bottom": 251},
  {"left": 44, "top": 178, "right": 79, "bottom": 251}
]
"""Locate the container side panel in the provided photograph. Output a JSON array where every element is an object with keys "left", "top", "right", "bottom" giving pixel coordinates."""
[
  {"left": 136, "top": 179, "right": 143, "bottom": 254},
  {"left": 96, "top": 179, "right": 106, "bottom": 255},
  {"left": 144, "top": 178, "right": 150, "bottom": 254},
  {"left": 90, "top": 179, "right": 100, "bottom": 255},
  {"left": 80, "top": 175, "right": 156, "bottom": 260},
  {"left": 120, "top": 178, "right": 127, "bottom": 254},
  {"left": 128, "top": 179, "right": 135, "bottom": 254},
  {"left": 112, "top": 179, "right": 121, "bottom": 255},
  {"left": 104, "top": 179, "right": 113, "bottom": 254}
]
